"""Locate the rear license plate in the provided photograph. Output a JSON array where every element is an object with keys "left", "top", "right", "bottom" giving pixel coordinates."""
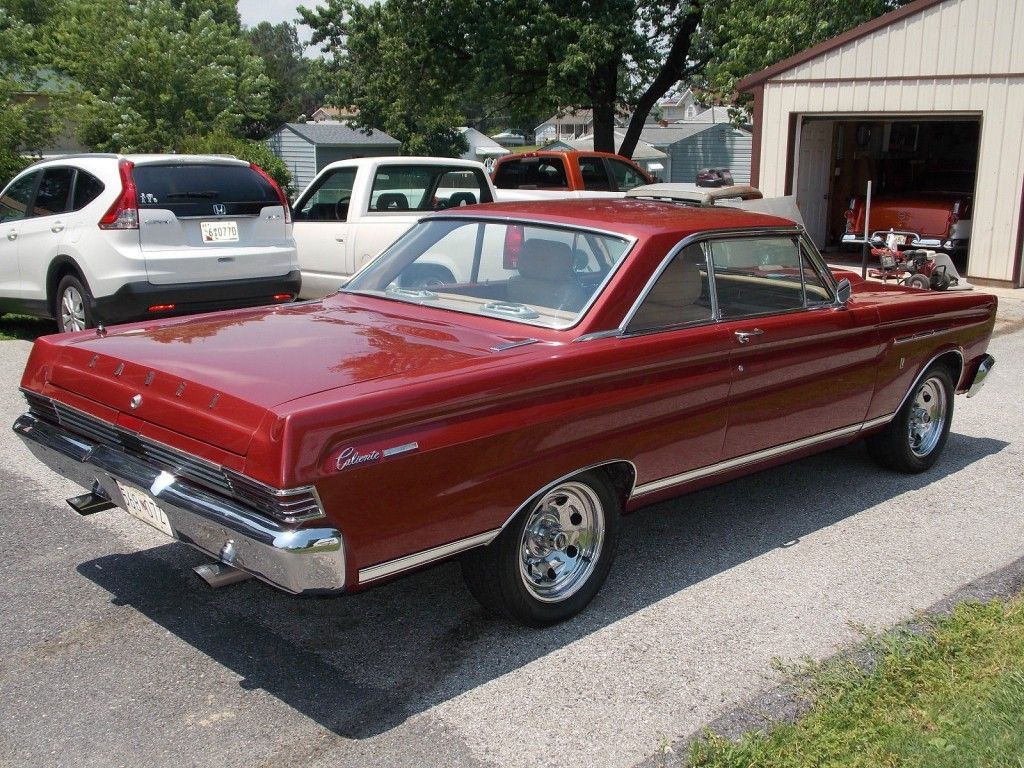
[
  {"left": 117, "top": 481, "right": 174, "bottom": 538},
  {"left": 200, "top": 221, "right": 239, "bottom": 243}
]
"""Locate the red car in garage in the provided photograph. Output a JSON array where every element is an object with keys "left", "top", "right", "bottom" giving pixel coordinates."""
[{"left": 841, "top": 190, "right": 972, "bottom": 258}]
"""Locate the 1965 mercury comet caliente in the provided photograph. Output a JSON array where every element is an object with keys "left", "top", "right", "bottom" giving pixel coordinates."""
[{"left": 14, "top": 198, "right": 996, "bottom": 626}]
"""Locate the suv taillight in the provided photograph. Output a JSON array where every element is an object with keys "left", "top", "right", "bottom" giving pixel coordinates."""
[
  {"left": 250, "top": 163, "right": 291, "bottom": 223},
  {"left": 99, "top": 159, "right": 139, "bottom": 230}
]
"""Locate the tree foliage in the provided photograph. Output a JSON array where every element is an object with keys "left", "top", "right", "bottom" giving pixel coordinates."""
[
  {"left": 47, "top": 0, "right": 270, "bottom": 152},
  {"left": 179, "top": 129, "right": 293, "bottom": 193},
  {"left": 301, "top": 0, "right": 906, "bottom": 159},
  {"left": 245, "top": 21, "right": 324, "bottom": 136},
  {"left": 0, "top": 4, "right": 57, "bottom": 184}
]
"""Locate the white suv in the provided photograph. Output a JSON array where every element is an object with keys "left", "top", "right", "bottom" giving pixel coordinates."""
[{"left": 0, "top": 154, "right": 300, "bottom": 332}]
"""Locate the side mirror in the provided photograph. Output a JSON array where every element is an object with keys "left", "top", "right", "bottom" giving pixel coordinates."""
[{"left": 835, "top": 278, "right": 852, "bottom": 306}]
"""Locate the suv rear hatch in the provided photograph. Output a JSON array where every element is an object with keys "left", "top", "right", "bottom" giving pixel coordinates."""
[{"left": 133, "top": 159, "right": 294, "bottom": 285}]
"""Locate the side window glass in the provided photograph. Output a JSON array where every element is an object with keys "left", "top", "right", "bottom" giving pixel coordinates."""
[
  {"left": 34, "top": 168, "right": 75, "bottom": 216},
  {"left": 801, "top": 243, "right": 832, "bottom": 305},
  {"left": 579, "top": 156, "right": 612, "bottom": 191},
  {"left": 436, "top": 169, "right": 486, "bottom": 208},
  {"left": 0, "top": 172, "right": 38, "bottom": 223},
  {"left": 710, "top": 236, "right": 805, "bottom": 318},
  {"left": 294, "top": 167, "right": 357, "bottom": 221},
  {"left": 627, "top": 243, "right": 712, "bottom": 332},
  {"left": 608, "top": 159, "right": 646, "bottom": 192},
  {"left": 72, "top": 171, "right": 105, "bottom": 211}
]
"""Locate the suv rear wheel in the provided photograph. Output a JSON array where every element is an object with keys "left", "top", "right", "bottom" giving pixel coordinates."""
[{"left": 56, "top": 275, "right": 94, "bottom": 332}]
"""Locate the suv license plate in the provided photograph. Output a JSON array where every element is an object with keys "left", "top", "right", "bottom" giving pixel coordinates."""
[
  {"left": 117, "top": 481, "right": 174, "bottom": 538},
  {"left": 201, "top": 221, "right": 239, "bottom": 243}
]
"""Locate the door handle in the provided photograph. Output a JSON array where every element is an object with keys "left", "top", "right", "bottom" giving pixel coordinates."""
[
  {"left": 335, "top": 235, "right": 346, "bottom": 242},
  {"left": 6, "top": 229, "right": 16, "bottom": 241},
  {"left": 734, "top": 328, "right": 764, "bottom": 344},
  {"left": 51, "top": 221, "right": 65, "bottom": 233}
]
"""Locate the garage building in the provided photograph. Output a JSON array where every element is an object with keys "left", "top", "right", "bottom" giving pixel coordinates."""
[{"left": 738, "top": 0, "right": 1024, "bottom": 287}]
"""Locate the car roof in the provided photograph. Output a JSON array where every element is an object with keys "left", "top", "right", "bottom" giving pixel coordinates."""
[{"left": 436, "top": 198, "right": 799, "bottom": 239}]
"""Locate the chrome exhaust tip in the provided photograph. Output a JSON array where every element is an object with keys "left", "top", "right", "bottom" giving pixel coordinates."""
[
  {"left": 193, "top": 562, "right": 253, "bottom": 589},
  {"left": 66, "top": 482, "right": 116, "bottom": 515}
]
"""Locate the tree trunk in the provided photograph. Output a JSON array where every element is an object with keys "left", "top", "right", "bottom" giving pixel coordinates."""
[
  {"left": 617, "top": 1, "right": 704, "bottom": 159},
  {"left": 589, "top": 55, "right": 621, "bottom": 153}
]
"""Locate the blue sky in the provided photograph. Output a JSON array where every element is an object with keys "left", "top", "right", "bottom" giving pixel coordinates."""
[{"left": 237, "top": 0, "right": 323, "bottom": 29}]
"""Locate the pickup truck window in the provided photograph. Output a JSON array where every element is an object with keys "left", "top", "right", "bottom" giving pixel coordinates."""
[
  {"left": 579, "top": 156, "right": 612, "bottom": 191},
  {"left": 294, "top": 167, "right": 356, "bottom": 222},
  {"left": 607, "top": 158, "right": 649, "bottom": 192},
  {"left": 493, "top": 158, "right": 569, "bottom": 190},
  {"left": 370, "top": 165, "right": 490, "bottom": 212}
]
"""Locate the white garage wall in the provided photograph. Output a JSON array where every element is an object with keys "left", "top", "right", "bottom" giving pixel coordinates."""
[{"left": 754, "top": 0, "right": 1024, "bottom": 283}]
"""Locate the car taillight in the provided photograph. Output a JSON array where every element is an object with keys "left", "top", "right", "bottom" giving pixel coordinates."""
[
  {"left": 503, "top": 224, "right": 524, "bottom": 270},
  {"left": 250, "top": 162, "right": 291, "bottom": 223},
  {"left": 99, "top": 159, "right": 139, "bottom": 230},
  {"left": 844, "top": 208, "right": 856, "bottom": 233}
]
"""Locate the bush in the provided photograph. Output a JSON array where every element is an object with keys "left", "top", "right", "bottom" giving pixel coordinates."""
[{"left": 178, "top": 131, "right": 292, "bottom": 194}]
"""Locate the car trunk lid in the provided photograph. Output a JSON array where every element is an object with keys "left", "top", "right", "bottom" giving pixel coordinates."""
[{"left": 46, "top": 300, "right": 527, "bottom": 455}]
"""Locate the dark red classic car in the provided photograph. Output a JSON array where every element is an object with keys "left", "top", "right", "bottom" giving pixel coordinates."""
[
  {"left": 14, "top": 199, "right": 996, "bottom": 626},
  {"left": 841, "top": 191, "right": 972, "bottom": 257}
]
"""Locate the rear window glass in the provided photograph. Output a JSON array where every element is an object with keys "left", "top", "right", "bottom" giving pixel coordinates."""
[
  {"left": 493, "top": 158, "right": 569, "bottom": 189},
  {"left": 72, "top": 171, "right": 105, "bottom": 211},
  {"left": 368, "top": 165, "right": 491, "bottom": 212},
  {"left": 133, "top": 164, "right": 279, "bottom": 217}
]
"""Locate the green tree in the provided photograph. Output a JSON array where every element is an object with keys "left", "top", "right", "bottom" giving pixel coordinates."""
[
  {"left": 0, "top": 6, "right": 57, "bottom": 184},
  {"left": 245, "top": 21, "right": 320, "bottom": 136},
  {"left": 301, "top": 0, "right": 906, "bottom": 159},
  {"left": 48, "top": 0, "right": 270, "bottom": 153}
]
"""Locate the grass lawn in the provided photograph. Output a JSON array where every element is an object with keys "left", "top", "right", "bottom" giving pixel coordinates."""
[
  {"left": 686, "top": 595, "right": 1024, "bottom": 767},
  {"left": 0, "top": 314, "right": 56, "bottom": 341}
]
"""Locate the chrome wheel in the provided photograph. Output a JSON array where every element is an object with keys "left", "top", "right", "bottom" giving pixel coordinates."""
[
  {"left": 518, "top": 481, "right": 605, "bottom": 603},
  {"left": 60, "top": 285, "right": 87, "bottom": 331},
  {"left": 908, "top": 375, "right": 948, "bottom": 458}
]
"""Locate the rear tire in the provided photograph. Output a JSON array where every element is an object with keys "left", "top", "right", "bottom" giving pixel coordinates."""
[
  {"left": 867, "top": 364, "right": 954, "bottom": 473},
  {"left": 55, "top": 275, "right": 95, "bottom": 332},
  {"left": 461, "top": 471, "right": 621, "bottom": 626}
]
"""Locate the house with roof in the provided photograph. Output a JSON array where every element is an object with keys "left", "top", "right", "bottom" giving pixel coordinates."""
[
  {"left": 534, "top": 110, "right": 621, "bottom": 145},
  {"left": 265, "top": 122, "right": 401, "bottom": 191},
  {"left": 458, "top": 127, "right": 510, "bottom": 166}
]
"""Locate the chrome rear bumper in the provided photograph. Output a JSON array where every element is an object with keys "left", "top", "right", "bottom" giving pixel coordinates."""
[
  {"left": 966, "top": 354, "right": 996, "bottom": 398},
  {"left": 13, "top": 413, "right": 346, "bottom": 595}
]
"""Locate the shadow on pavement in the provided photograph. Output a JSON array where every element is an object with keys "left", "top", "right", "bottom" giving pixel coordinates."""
[{"left": 78, "top": 432, "right": 1007, "bottom": 739}]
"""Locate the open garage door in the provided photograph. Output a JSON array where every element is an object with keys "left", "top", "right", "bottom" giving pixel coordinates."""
[{"left": 794, "top": 116, "right": 980, "bottom": 272}]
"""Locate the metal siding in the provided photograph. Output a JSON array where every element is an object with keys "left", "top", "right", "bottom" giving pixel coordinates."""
[
  {"left": 267, "top": 128, "right": 317, "bottom": 191},
  {"left": 666, "top": 124, "right": 751, "bottom": 184},
  {"left": 752, "top": 0, "right": 1024, "bottom": 282}
]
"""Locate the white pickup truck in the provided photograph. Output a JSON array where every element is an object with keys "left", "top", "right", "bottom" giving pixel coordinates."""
[{"left": 291, "top": 157, "right": 497, "bottom": 298}]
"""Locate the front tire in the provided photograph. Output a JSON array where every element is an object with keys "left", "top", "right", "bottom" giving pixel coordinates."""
[
  {"left": 867, "top": 364, "right": 954, "bottom": 473},
  {"left": 461, "top": 471, "right": 621, "bottom": 626},
  {"left": 55, "top": 274, "right": 95, "bottom": 332}
]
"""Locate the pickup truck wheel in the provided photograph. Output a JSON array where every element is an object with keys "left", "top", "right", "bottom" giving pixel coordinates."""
[
  {"left": 461, "top": 471, "right": 620, "bottom": 626},
  {"left": 56, "top": 275, "right": 94, "bottom": 332},
  {"left": 867, "top": 364, "right": 954, "bottom": 473}
]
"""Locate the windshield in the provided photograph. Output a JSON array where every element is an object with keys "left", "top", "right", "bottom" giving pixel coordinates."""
[{"left": 344, "top": 218, "right": 632, "bottom": 329}]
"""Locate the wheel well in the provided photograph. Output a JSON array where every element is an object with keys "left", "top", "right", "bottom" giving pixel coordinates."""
[
  {"left": 933, "top": 350, "right": 965, "bottom": 387},
  {"left": 594, "top": 461, "right": 637, "bottom": 506},
  {"left": 47, "top": 258, "right": 86, "bottom": 316}
]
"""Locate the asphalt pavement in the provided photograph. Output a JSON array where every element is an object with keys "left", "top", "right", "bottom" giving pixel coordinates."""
[{"left": 1, "top": 290, "right": 1022, "bottom": 768}]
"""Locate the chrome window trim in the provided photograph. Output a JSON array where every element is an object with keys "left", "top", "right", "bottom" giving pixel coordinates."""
[
  {"left": 344, "top": 215, "right": 639, "bottom": 332},
  {"left": 618, "top": 226, "right": 831, "bottom": 337}
]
